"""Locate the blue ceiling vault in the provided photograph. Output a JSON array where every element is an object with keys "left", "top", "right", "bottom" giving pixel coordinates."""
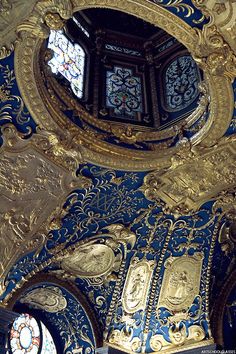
[{"left": 1, "top": 1, "right": 236, "bottom": 353}]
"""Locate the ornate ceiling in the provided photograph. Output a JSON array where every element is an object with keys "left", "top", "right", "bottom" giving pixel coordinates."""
[{"left": 0, "top": 0, "right": 236, "bottom": 353}]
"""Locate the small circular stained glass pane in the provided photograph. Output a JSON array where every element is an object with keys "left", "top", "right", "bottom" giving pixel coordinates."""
[{"left": 10, "top": 313, "right": 40, "bottom": 354}]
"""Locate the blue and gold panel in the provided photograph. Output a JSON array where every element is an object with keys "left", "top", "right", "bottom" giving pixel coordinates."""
[
  {"left": 150, "top": 0, "right": 208, "bottom": 28},
  {"left": 13, "top": 283, "right": 97, "bottom": 354},
  {"left": 0, "top": 53, "right": 37, "bottom": 143}
]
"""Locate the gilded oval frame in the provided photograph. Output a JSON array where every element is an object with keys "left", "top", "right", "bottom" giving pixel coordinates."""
[{"left": 14, "top": 0, "right": 234, "bottom": 171}]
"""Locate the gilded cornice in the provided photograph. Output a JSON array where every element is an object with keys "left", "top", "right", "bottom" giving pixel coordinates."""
[{"left": 11, "top": 0, "right": 235, "bottom": 170}]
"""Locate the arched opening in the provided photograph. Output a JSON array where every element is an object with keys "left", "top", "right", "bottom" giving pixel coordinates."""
[{"left": 9, "top": 313, "right": 57, "bottom": 354}]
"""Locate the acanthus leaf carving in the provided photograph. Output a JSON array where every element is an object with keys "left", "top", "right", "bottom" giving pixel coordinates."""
[
  {"left": 192, "top": 1, "right": 236, "bottom": 81},
  {"left": 16, "top": 0, "right": 73, "bottom": 39}
]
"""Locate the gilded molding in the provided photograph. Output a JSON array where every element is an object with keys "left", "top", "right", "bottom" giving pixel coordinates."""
[
  {"left": 13, "top": 0, "right": 234, "bottom": 170},
  {"left": 0, "top": 124, "right": 91, "bottom": 296}
]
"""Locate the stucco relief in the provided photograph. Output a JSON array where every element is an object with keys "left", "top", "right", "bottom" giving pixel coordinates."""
[
  {"left": 0, "top": 0, "right": 37, "bottom": 58},
  {"left": 157, "top": 254, "right": 203, "bottom": 313},
  {"left": 61, "top": 244, "right": 116, "bottom": 278},
  {"left": 122, "top": 257, "right": 155, "bottom": 314},
  {"left": 19, "top": 286, "right": 67, "bottom": 312},
  {"left": 0, "top": 125, "right": 90, "bottom": 295}
]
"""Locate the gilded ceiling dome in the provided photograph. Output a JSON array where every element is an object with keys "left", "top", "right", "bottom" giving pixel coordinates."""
[{"left": 0, "top": 1, "right": 236, "bottom": 353}]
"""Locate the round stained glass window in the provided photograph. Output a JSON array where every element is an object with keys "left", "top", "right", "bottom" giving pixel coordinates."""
[
  {"left": 10, "top": 313, "right": 57, "bottom": 354},
  {"left": 10, "top": 314, "right": 40, "bottom": 353}
]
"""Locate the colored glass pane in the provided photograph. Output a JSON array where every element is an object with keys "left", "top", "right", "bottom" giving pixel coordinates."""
[
  {"left": 10, "top": 314, "right": 40, "bottom": 354},
  {"left": 164, "top": 55, "right": 200, "bottom": 111},
  {"left": 41, "top": 322, "right": 57, "bottom": 354},
  {"left": 106, "top": 66, "right": 142, "bottom": 119},
  {"left": 47, "top": 30, "right": 85, "bottom": 99}
]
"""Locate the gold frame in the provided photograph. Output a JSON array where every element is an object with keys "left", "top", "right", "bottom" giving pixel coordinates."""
[{"left": 13, "top": 0, "right": 235, "bottom": 171}]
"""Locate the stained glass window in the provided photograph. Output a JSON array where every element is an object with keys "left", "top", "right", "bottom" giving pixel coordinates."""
[
  {"left": 41, "top": 323, "right": 57, "bottom": 354},
  {"left": 10, "top": 314, "right": 57, "bottom": 354},
  {"left": 47, "top": 30, "right": 85, "bottom": 99},
  {"left": 10, "top": 314, "right": 40, "bottom": 354},
  {"left": 106, "top": 66, "right": 143, "bottom": 120},
  {"left": 164, "top": 55, "right": 200, "bottom": 112}
]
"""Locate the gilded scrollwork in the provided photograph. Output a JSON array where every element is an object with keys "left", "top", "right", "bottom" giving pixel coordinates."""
[
  {"left": 141, "top": 136, "right": 236, "bottom": 212},
  {"left": 0, "top": 124, "right": 91, "bottom": 295},
  {"left": 19, "top": 286, "right": 67, "bottom": 312},
  {"left": 0, "top": 0, "right": 38, "bottom": 59},
  {"left": 16, "top": 0, "right": 73, "bottom": 39},
  {"left": 193, "top": 0, "right": 236, "bottom": 56},
  {"left": 0, "top": 60, "right": 34, "bottom": 133},
  {"left": 108, "top": 328, "right": 141, "bottom": 353},
  {"left": 150, "top": 324, "right": 206, "bottom": 352}
]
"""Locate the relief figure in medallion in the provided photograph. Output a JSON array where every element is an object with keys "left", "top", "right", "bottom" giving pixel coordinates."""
[
  {"left": 61, "top": 244, "right": 115, "bottom": 277},
  {"left": 167, "top": 270, "right": 193, "bottom": 305},
  {"left": 126, "top": 267, "right": 145, "bottom": 309}
]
